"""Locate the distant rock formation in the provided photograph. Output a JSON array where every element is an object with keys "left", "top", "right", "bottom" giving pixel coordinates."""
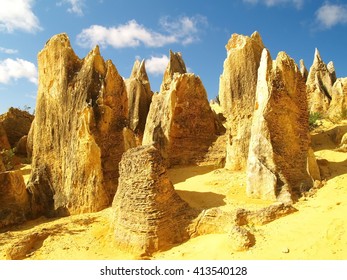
[
  {"left": 28, "top": 33, "right": 128, "bottom": 217},
  {"left": 0, "top": 171, "right": 30, "bottom": 228},
  {"left": 143, "top": 51, "right": 217, "bottom": 167},
  {"left": 112, "top": 145, "right": 197, "bottom": 256},
  {"left": 125, "top": 59, "right": 153, "bottom": 144},
  {"left": 218, "top": 32, "right": 264, "bottom": 170},
  {"left": 247, "top": 49, "right": 313, "bottom": 203},
  {"left": 306, "top": 49, "right": 335, "bottom": 114},
  {"left": 327, "top": 78, "right": 347, "bottom": 121},
  {"left": 0, "top": 107, "right": 34, "bottom": 148}
]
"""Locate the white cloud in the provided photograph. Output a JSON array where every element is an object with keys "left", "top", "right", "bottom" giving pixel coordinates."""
[
  {"left": 0, "top": 58, "right": 38, "bottom": 84},
  {"left": 58, "top": 0, "right": 85, "bottom": 16},
  {"left": 315, "top": 3, "right": 347, "bottom": 29},
  {"left": 0, "top": 47, "right": 18, "bottom": 54},
  {"left": 145, "top": 55, "right": 169, "bottom": 76},
  {"left": 0, "top": 0, "right": 41, "bottom": 33},
  {"left": 76, "top": 16, "right": 207, "bottom": 49},
  {"left": 243, "top": 0, "right": 304, "bottom": 9}
]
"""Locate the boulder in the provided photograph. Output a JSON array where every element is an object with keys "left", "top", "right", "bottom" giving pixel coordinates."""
[
  {"left": 27, "top": 33, "right": 128, "bottom": 217},
  {"left": 0, "top": 107, "right": 34, "bottom": 147},
  {"left": 125, "top": 59, "right": 153, "bottom": 144},
  {"left": 143, "top": 51, "right": 216, "bottom": 167},
  {"left": 0, "top": 170, "right": 30, "bottom": 228},
  {"left": 218, "top": 32, "right": 264, "bottom": 170},
  {"left": 247, "top": 49, "right": 313, "bottom": 203},
  {"left": 327, "top": 78, "right": 347, "bottom": 121},
  {"left": 112, "top": 145, "right": 197, "bottom": 256},
  {"left": 306, "top": 49, "right": 334, "bottom": 114},
  {"left": 15, "top": 135, "right": 28, "bottom": 156}
]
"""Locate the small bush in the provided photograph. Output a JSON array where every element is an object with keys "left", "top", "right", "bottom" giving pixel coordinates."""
[
  {"left": 309, "top": 112, "right": 322, "bottom": 130},
  {"left": 1, "top": 148, "right": 15, "bottom": 170}
]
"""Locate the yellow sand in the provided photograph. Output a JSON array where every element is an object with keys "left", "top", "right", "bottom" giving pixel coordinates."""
[{"left": 1, "top": 121, "right": 346, "bottom": 260}]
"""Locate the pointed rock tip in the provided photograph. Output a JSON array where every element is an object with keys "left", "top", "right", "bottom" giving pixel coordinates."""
[
  {"left": 167, "top": 50, "right": 187, "bottom": 75},
  {"left": 45, "top": 33, "right": 71, "bottom": 48},
  {"left": 251, "top": 31, "right": 264, "bottom": 46}
]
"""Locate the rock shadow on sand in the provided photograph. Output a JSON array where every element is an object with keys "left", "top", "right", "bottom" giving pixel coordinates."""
[{"left": 176, "top": 190, "right": 226, "bottom": 210}]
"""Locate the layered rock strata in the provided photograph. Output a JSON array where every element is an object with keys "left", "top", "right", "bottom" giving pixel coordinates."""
[
  {"left": 112, "top": 145, "right": 196, "bottom": 256},
  {"left": 28, "top": 33, "right": 128, "bottom": 216},
  {"left": 218, "top": 32, "right": 264, "bottom": 170},
  {"left": 247, "top": 49, "right": 313, "bottom": 203}
]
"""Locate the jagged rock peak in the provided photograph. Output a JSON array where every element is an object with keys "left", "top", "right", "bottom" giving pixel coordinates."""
[
  {"left": 300, "top": 59, "right": 308, "bottom": 80},
  {"left": 28, "top": 32, "right": 128, "bottom": 217},
  {"left": 130, "top": 59, "right": 149, "bottom": 82},
  {"left": 219, "top": 31, "right": 265, "bottom": 171},
  {"left": 247, "top": 48, "right": 312, "bottom": 203},
  {"left": 161, "top": 50, "right": 187, "bottom": 92},
  {"left": 226, "top": 31, "right": 264, "bottom": 53},
  {"left": 327, "top": 61, "right": 337, "bottom": 83}
]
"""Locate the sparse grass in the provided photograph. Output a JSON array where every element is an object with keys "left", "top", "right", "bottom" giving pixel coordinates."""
[
  {"left": 309, "top": 112, "right": 323, "bottom": 130},
  {"left": 1, "top": 148, "right": 15, "bottom": 170}
]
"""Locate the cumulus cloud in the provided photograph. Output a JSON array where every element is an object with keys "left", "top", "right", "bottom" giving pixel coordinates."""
[
  {"left": 58, "top": 0, "right": 85, "bottom": 16},
  {"left": 145, "top": 55, "right": 169, "bottom": 76},
  {"left": 243, "top": 0, "right": 304, "bottom": 9},
  {"left": 315, "top": 2, "right": 347, "bottom": 29},
  {"left": 0, "top": 58, "right": 38, "bottom": 84},
  {"left": 76, "top": 15, "right": 207, "bottom": 49},
  {"left": 0, "top": 0, "right": 41, "bottom": 33},
  {"left": 0, "top": 47, "right": 18, "bottom": 54}
]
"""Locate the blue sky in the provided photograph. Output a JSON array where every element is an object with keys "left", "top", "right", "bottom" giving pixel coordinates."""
[{"left": 0, "top": 0, "right": 347, "bottom": 114}]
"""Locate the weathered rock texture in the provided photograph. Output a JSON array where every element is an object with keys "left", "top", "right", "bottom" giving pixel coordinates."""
[
  {"left": 112, "top": 145, "right": 197, "bottom": 256},
  {"left": 299, "top": 59, "right": 308, "bottom": 81},
  {"left": 327, "top": 78, "right": 347, "bottom": 121},
  {"left": 0, "top": 155, "right": 5, "bottom": 172},
  {"left": 0, "top": 171, "right": 30, "bottom": 228},
  {"left": 0, "top": 122, "right": 10, "bottom": 150},
  {"left": 247, "top": 49, "right": 313, "bottom": 203},
  {"left": 143, "top": 51, "right": 217, "bottom": 167},
  {"left": 0, "top": 107, "right": 34, "bottom": 148},
  {"left": 218, "top": 32, "right": 264, "bottom": 170},
  {"left": 28, "top": 33, "right": 128, "bottom": 217},
  {"left": 125, "top": 59, "right": 153, "bottom": 144},
  {"left": 306, "top": 49, "right": 335, "bottom": 114}
]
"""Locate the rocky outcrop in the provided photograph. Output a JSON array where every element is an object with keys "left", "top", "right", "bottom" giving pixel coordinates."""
[
  {"left": 28, "top": 33, "right": 128, "bottom": 217},
  {"left": 0, "top": 122, "right": 10, "bottom": 150},
  {"left": 0, "top": 170, "right": 30, "bottom": 228},
  {"left": 125, "top": 59, "right": 152, "bottom": 144},
  {"left": 300, "top": 59, "right": 308, "bottom": 81},
  {"left": 0, "top": 107, "right": 34, "bottom": 148},
  {"left": 218, "top": 32, "right": 264, "bottom": 170},
  {"left": 112, "top": 145, "right": 197, "bottom": 256},
  {"left": 306, "top": 49, "right": 335, "bottom": 114},
  {"left": 142, "top": 51, "right": 217, "bottom": 167},
  {"left": 15, "top": 136, "right": 28, "bottom": 156},
  {"left": 247, "top": 50, "right": 313, "bottom": 203},
  {"left": 327, "top": 78, "right": 347, "bottom": 121}
]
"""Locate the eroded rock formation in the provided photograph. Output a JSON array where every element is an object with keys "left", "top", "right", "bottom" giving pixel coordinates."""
[
  {"left": 218, "top": 32, "right": 264, "bottom": 170},
  {"left": 112, "top": 145, "right": 197, "bottom": 256},
  {"left": 0, "top": 107, "right": 34, "bottom": 148},
  {"left": 0, "top": 171, "right": 30, "bottom": 228},
  {"left": 300, "top": 59, "right": 308, "bottom": 81},
  {"left": 143, "top": 51, "right": 216, "bottom": 167},
  {"left": 0, "top": 122, "right": 10, "bottom": 151},
  {"left": 125, "top": 59, "right": 153, "bottom": 144},
  {"left": 306, "top": 49, "right": 335, "bottom": 114},
  {"left": 327, "top": 78, "right": 347, "bottom": 121},
  {"left": 247, "top": 49, "right": 313, "bottom": 203},
  {"left": 28, "top": 33, "right": 128, "bottom": 217}
]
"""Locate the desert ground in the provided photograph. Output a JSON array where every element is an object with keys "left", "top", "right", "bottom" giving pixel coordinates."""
[{"left": 1, "top": 120, "right": 346, "bottom": 260}]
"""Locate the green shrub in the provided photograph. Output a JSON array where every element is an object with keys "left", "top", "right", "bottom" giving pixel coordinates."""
[{"left": 309, "top": 112, "right": 322, "bottom": 130}]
